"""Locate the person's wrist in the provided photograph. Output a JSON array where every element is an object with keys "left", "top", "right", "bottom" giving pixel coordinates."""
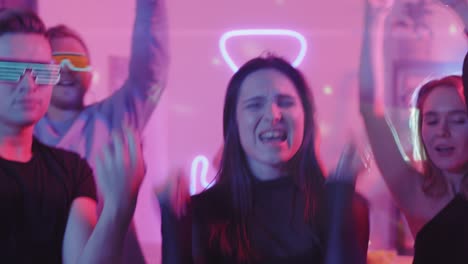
[{"left": 104, "top": 194, "right": 137, "bottom": 219}]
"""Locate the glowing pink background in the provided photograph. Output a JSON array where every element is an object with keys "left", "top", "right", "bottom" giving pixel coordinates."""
[{"left": 39, "top": 0, "right": 467, "bottom": 262}]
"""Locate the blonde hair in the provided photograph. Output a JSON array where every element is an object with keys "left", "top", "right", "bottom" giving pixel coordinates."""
[{"left": 409, "top": 75, "right": 465, "bottom": 197}]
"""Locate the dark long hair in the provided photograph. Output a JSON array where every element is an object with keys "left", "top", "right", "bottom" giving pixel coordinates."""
[{"left": 211, "top": 55, "right": 325, "bottom": 261}]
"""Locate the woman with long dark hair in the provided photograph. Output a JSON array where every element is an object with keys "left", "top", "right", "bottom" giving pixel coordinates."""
[{"left": 191, "top": 55, "right": 369, "bottom": 264}]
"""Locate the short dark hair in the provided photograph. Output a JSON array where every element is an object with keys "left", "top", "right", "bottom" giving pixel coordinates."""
[
  {"left": 46, "top": 24, "right": 89, "bottom": 55},
  {"left": 0, "top": 8, "right": 46, "bottom": 37}
]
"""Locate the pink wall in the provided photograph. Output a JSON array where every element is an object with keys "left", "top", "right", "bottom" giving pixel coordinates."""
[{"left": 39, "top": 0, "right": 467, "bottom": 262}]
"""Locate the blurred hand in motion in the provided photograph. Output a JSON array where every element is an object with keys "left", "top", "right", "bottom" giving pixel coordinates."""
[
  {"left": 329, "top": 142, "right": 368, "bottom": 185},
  {"left": 95, "top": 126, "right": 146, "bottom": 218},
  {"left": 155, "top": 168, "right": 191, "bottom": 219}
]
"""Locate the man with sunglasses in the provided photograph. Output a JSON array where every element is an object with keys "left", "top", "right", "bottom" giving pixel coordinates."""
[
  {"left": 0, "top": 8, "right": 146, "bottom": 264},
  {"left": 33, "top": 0, "right": 169, "bottom": 262}
]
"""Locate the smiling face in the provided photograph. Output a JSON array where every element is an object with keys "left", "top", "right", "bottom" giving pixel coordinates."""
[
  {"left": 236, "top": 68, "right": 305, "bottom": 178},
  {"left": 49, "top": 36, "right": 92, "bottom": 110},
  {"left": 0, "top": 33, "right": 53, "bottom": 129},
  {"left": 421, "top": 85, "right": 468, "bottom": 174}
]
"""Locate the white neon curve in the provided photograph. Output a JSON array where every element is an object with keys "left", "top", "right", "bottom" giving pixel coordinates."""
[
  {"left": 190, "top": 155, "right": 210, "bottom": 195},
  {"left": 219, "top": 29, "right": 308, "bottom": 72}
]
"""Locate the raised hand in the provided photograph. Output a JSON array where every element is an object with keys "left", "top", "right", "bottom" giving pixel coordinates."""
[
  {"left": 329, "top": 142, "right": 368, "bottom": 184},
  {"left": 95, "top": 126, "right": 145, "bottom": 216},
  {"left": 155, "top": 168, "right": 190, "bottom": 218}
]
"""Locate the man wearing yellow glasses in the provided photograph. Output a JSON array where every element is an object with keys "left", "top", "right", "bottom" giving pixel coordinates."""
[{"left": 33, "top": 0, "right": 169, "bottom": 263}]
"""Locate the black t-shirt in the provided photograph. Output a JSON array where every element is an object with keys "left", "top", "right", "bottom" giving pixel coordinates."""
[
  {"left": 0, "top": 138, "right": 96, "bottom": 264},
  {"left": 413, "top": 194, "right": 468, "bottom": 264},
  {"left": 191, "top": 176, "right": 369, "bottom": 264}
]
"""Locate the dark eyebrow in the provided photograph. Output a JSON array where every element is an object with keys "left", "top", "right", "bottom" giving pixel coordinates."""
[
  {"left": 448, "top": 110, "right": 467, "bottom": 115},
  {"left": 276, "top": 94, "right": 297, "bottom": 100},
  {"left": 242, "top": 96, "right": 265, "bottom": 105}
]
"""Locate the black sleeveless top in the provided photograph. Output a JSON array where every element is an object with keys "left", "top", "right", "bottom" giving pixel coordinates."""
[{"left": 413, "top": 194, "right": 468, "bottom": 264}]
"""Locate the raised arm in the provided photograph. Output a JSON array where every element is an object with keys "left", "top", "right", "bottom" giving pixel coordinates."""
[
  {"left": 96, "top": 0, "right": 169, "bottom": 132},
  {"left": 324, "top": 144, "right": 369, "bottom": 264},
  {"left": 128, "top": 0, "right": 169, "bottom": 92},
  {"left": 359, "top": 0, "right": 425, "bottom": 213},
  {"left": 63, "top": 128, "right": 145, "bottom": 264}
]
